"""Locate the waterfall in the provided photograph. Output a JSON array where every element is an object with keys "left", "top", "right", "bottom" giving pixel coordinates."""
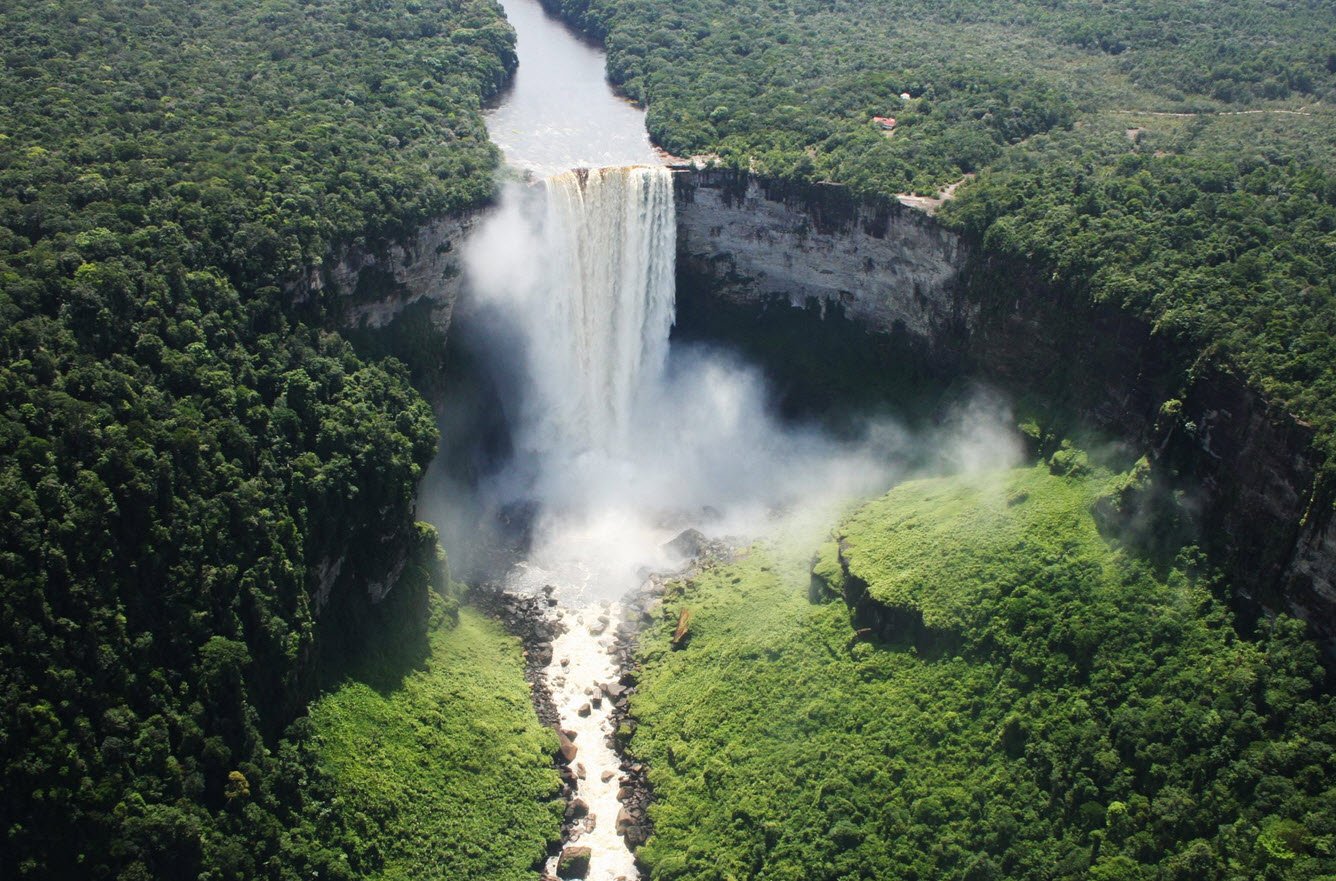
[{"left": 531, "top": 166, "right": 676, "bottom": 457}]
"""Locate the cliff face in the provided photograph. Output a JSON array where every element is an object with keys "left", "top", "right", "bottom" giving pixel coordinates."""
[
  {"left": 289, "top": 211, "right": 479, "bottom": 336},
  {"left": 673, "top": 167, "right": 1335, "bottom": 656},
  {"left": 284, "top": 212, "right": 478, "bottom": 611},
  {"left": 673, "top": 168, "right": 972, "bottom": 355}
]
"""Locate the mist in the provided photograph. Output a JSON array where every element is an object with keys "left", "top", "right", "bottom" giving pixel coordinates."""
[{"left": 436, "top": 166, "right": 1022, "bottom": 604}]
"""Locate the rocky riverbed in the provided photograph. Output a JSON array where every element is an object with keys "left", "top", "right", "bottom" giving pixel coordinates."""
[{"left": 481, "top": 528, "right": 737, "bottom": 880}]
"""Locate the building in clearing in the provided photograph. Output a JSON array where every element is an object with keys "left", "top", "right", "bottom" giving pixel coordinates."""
[{"left": 872, "top": 116, "right": 897, "bottom": 130}]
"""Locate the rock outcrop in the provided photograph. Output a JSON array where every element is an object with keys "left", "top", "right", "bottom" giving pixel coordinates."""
[
  {"left": 288, "top": 211, "right": 479, "bottom": 335},
  {"left": 673, "top": 167, "right": 972, "bottom": 356}
]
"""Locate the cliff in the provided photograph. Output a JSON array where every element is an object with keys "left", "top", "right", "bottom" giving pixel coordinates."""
[
  {"left": 289, "top": 212, "right": 478, "bottom": 327},
  {"left": 282, "top": 211, "right": 479, "bottom": 614},
  {"left": 672, "top": 166, "right": 1336, "bottom": 657},
  {"left": 673, "top": 168, "right": 972, "bottom": 355},
  {"left": 288, "top": 210, "right": 479, "bottom": 353}
]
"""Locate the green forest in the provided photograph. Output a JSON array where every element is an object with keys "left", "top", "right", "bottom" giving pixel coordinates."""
[
  {"left": 628, "top": 465, "right": 1336, "bottom": 880},
  {"left": 0, "top": 0, "right": 535, "bottom": 877},
  {"left": 3, "top": 0, "right": 1336, "bottom": 878}
]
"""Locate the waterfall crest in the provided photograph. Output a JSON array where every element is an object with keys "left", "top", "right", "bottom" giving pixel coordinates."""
[{"left": 534, "top": 166, "right": 676, "bottom": 456}]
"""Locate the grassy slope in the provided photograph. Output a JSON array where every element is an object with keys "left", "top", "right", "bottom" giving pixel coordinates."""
[
  {"left": 307, "top": 606, "right": 562, "bottom": 881},
  {"left": 628, "top": 466, "right": 1335, "bottom": 881}
]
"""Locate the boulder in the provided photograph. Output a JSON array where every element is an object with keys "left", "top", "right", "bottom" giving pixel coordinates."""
[
  {"left": 565, "top": 797, "right": 589, "bottom": 820},
  {"left": 577, "top": 702, "right": 592, "bottom": 717},
  {"left": 663, "top": 528, "right": 708, "bottom": 559},
  {"left": 558, "top": 846, "right": 592, "bottom": 879},
  {"left": 557, "top": 731, "right": 577, "bottom": 763}
]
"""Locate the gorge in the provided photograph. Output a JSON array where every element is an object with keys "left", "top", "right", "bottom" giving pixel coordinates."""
[{"left": 331, "top": 161, "right": 1336, "bottom": 662}]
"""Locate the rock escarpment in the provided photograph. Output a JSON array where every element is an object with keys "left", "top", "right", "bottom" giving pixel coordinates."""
[
  {"left": 673, "top": 166, "right": 1335, "bottom": 656},
  {"left": 289, "top": 211, "right": 479, "bottom": 336},
  {"left": 673, "top": 167, "right": 972, "bottom": 357}
]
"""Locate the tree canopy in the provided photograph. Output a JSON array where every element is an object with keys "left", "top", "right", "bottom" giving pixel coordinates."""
[{"left": 0, "top": 0, "right": 518, "bottom": 876}]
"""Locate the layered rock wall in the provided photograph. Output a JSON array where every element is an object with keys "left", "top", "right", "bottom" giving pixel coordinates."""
[
  {"left": 673, "top": 168, "right": 972, "bottom": 356},
  {"left": 289, "top": 211, "right": 479, "bottom": 334}
]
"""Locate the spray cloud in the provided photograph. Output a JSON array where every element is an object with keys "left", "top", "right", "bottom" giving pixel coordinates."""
[{"left": 456, "top": 165, "right": 1019, "bottom": 603}]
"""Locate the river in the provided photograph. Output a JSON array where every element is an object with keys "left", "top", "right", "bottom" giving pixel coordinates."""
[{"left": 485, "top": 0, "right": 659, "bottom": 176}]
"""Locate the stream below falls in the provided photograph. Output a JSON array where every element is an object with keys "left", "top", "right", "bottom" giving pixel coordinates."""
[{"left": 544, "top": 604, "right": 638, "bottom": 880}]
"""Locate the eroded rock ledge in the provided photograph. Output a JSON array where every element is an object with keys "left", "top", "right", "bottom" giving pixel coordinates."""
[
  {"left": 287, "top": 210, "right": 480, "bottom": 337},
  {"left": 673, "top": 166, "right": 973, "bottom": 357}
]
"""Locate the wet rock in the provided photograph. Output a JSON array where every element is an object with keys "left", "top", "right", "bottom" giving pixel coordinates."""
[
  {"left": 602, "top": 682, "right": 628, "bottom": 700},
  {"left": 591, "top": 695, "right": 603, "bottom": 709},
  {"left": 663, "top": 528, "right": 708, "bottom": 559},
  {"left": 562, "top": 728, "right": 578, "bottom": 741},
  {"left": 557, "top": 731, "right": 577, "bottom": 763},
  {"left": 577, "top": 702, "right": 592, "bottom": 717},
  {"left": 575, "top": 762, "right": 586, "bottom": 780},
  {"left": 565, "top": 798, "right": 589, "bottom": 820},
  {"left": 601, "top": 770, "right": 616, "bottom": 783},
  {"left": 558, "top": 846, "right": 592, "bottom": 879},
  {"left": 624, "top": 824, "right": 650, "bottom": 847},
  {"left": 615, "top": 807, "right": 634, "bottom": 834}
]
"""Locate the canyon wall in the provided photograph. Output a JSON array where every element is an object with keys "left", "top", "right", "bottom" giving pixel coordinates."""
[
  {"left": 284, "top": 212, "right": 479, "bottom": 611},
  {"left": 673, "top": 166, "right": 1335, "bottom": 657},
  {"left": 288, "top": 211, "right": 479, "bottom": 336},
  {"left": 673, "top": 168, "right": 973, "bottom": 354}
]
